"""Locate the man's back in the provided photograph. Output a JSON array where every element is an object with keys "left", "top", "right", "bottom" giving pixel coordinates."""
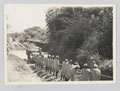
[
  {"left": 81, "top": 68, "right": 90, "bottom": 81},
  {"left": 90, "top": 68, "right": 101, "bottom": 81},
  {"left": 64, "top": 62, "right": 69, "bottom": 78},
  {"left": 61, "top": 62, "right": 65, "bottom": 73},
  {"left": 56, "top": 59, "right": 59, "bottom": 70},
  {"left": 71, "top": 65, "right": 79, "bottom": 81},
  {"left": 68, "top": 64, "right": 72, "bottom": 78}
]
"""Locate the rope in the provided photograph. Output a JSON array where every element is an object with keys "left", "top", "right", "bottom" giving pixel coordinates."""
[{"left": 101, "top": 74, "right": 113, "bottom": 79}]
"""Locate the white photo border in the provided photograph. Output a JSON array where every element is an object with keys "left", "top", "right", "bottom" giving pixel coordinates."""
[{"left": 4, "top": 4, "right": 116, "bottom": 85}]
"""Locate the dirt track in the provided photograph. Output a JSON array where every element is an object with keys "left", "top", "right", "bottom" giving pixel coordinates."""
[
  {"left": 7, "top": 53, "right": 62, "bottom": 83},
  {"left": 7, "top": 54, "right": 42, "bottom": 82}
]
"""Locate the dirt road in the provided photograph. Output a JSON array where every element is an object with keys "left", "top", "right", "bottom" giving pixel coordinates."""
[
  {"left": 7, "top": 54, "right": 42, "bottom": 83},
  {"left": 7, "top": 52, "right": 61, "bottom": 83}
]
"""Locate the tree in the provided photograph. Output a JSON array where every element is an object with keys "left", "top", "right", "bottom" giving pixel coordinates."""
[{"left": 45, "top": 7, "right": 113, "bottom": 63}]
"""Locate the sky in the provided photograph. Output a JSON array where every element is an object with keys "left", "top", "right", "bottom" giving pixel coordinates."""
[{"left": 5, "top": 4, "right": 51, "bottom": 33}]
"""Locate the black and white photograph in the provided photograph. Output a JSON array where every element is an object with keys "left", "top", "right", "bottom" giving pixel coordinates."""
[{"left": 4, "top": 4, "right": 116, "bottom": 84}]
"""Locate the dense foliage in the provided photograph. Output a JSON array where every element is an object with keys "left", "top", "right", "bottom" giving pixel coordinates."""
[{"left": 45, "top": 7, "right": 113, "bottom": 65}]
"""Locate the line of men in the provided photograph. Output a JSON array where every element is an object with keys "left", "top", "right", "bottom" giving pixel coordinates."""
[{"left": 26, "top": 50, "right": 101, "bottom": 81}]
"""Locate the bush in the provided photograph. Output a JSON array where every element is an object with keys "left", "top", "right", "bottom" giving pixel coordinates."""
[{"left": 99, "top": 59, "right": 113, "bottom": 80}]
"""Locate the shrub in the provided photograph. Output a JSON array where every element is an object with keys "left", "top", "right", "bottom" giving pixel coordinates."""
[{"left": 99, "top": 59, "right": 113, "bottom": 80}]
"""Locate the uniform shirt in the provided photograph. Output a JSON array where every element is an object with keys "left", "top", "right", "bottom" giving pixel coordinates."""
[
  {"left": 68, "top": 64, "right": 72, "bottom": 79},
  {"left": 43, "top": 58, "right": 47, "bottom": 67},
  {"left": 47, "top": 58, "right": 49, "bottom": 67},
  {"left": 40, "top": 57, "right": 43, "bottom": 65},
  {"left": 36, "top": 56, "right": 40, "bottom": 65},
  {"left": 55, "top": 59, "right": 59, "bottom": 71},
  {"left": 41, "top": 57, "right": 45, "bottom": 66},
  {"left": 46, "top": 58, "right": 48, "bottom": 67},
  {"left": 51, "top": 59, "right": 54, "bottom": 70},
  {"left": 39, "top": 57, "right": 42, "bottom": 65},
  {"left": 53, "top": 59, "right": 56, "bottom": 71},
  {"left": 46, "top": 58, "right": 49, "bottom": 67},
  {"left": 66, "top": 63, "right": 72, "bottom": 78},
  {"left": 71, "top": 65, "right": 79, "bottom": 81},
  {"left": 64, "top": 62, "right": 69, "bottom": 79},
  {"left": 90, "top": 68, "right": 101, "bottom": 81},
  {"left": 61, "top": 62, "right": 65, "bottom": 74},
  {"left": 26, "top": 50, "right": 31, "bottom": 56},
  {"left": 81, "top": 68, "right": 90, "bottom": 81},
  {"left": 54, "top": 59, "right": 56, "bottom": 71},
  {"left": 49, "top": 58, "right": 52, "bottom": 68},
  {"left": 41, "top": 57, "right": 44, "bottom": 65},
  {"left": 48, "top": 59, "right": 50, "bottom": 68},
  {"left": 32, "top": 55, "right": 37, "bottom": 63}
]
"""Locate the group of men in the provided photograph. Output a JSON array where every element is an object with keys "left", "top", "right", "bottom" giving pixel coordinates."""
[
  {"left": 60, "top": 57, "right": 101, "bottom": 81},
  {"left": 26, "top": 49, "right": 101, "bottom": 81},
  {"left": 32, "top": 54, "right": 61, "bottom": 79}
]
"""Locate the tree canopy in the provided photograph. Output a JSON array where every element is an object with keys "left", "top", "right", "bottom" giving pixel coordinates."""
[{"left": 45, "top": 7, "right": 113, "bottom": 64}]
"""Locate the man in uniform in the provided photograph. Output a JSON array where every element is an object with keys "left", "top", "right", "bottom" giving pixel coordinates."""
[
  {"left": 26, "top": 49, "right": 31, "bottom": 63},
  {"left": 39, "top": 47, "right": 42, "bottom": 56},
  {"left": 49, "top": 55, "right": 52, "bottom": 74},
  {"left": 55, "top": 55, "right": 60, "bottom": 78},
  {"left": 42, "top": 55, "right": 46, "bottom": 71},
  {"left": 65, "top": 59, "right": 73, "bottom": 81},
  {"left": 53, "top": 55, "right": 56, "bottom": 76},
  {"left": 68, "top": 59, "right": 73, "bottom": 81},
  {"left": 7, "top": 48, "right": 9, "bottom": 55},
  {"left": 64, "top": 59, "right": 69, "bottom": 81},
  {"left": 61, "top": 60, "right": 65, "bottom": 80},
  {"left": 36, "top": 54, "right": 40, "bottom": 68},
  {"left": 90, "top": 64, "right": 101, "bottom": 81},
  {"left": 47, "top": 54, "right": 50, "bottom": 73},
  {"left": 46, "top": 55, "right": 49, "bottom": 72},
  {"left": 80, "top": 63, "right": 91, "bottom": 81},
  {"left": 48, "top": 54, "right": 51, "bottom": 73},
  {"left": 40, "top": 55, "right": 44, "bottom": 70},
  {"left": 32, "top": 52, "right": 39, "bottom": 68},
  {"left": 71, "top": 62, "right": 80, "bottom": 81},
  {"left": 51, "top": 55, "right": 55, "bottom": 75}
]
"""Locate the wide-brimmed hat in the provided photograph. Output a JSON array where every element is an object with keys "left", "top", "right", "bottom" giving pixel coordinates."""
[
  {"left": 52, "top": 55, "right": 54, "bottom": 58},
  {"left": 69, "top": 59, "right": 72, "bottom": 63},
  {"left": 83, "top": 63, "right": 88, "bottom": 67},
  {"left": 74, "top": 62, "right": 79, "bottom": 65},
  {"left": 65, "top": 59, "right": 68, "bottom": 62},
  {"left": 88, "top": 56, "right": 95, "bottom": 60},
  {"left": 56, "top": 55, "right": 59, "bottom": 58},
  {"left": 92, "top": 60, "right": 96, "bottom": 63},
  {"left": 93, "top": 64, "right": 98, "bottom": 68},
  {"left": 48, "top": 54, "right": 51, "bottom": 58},
  {"left": 74, "top": 65, "right": 80, "bottom": 69}
]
